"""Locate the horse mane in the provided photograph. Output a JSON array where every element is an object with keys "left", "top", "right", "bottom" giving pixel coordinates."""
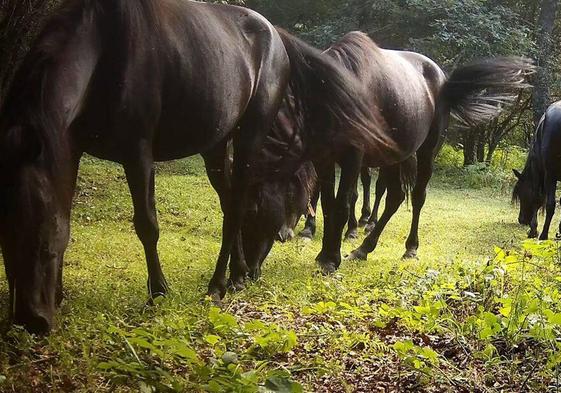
[{"left": 324, "top": 31, "right": 381, "bottom": 80}]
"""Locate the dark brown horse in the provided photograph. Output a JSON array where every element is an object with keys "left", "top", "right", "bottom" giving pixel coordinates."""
[
  {"left": 513, "top": 101, "right": 561, "bottom": 240},
  {"left": 302, "top": 32, "right": 533, "bottom": 272},
  {"left": 205, "top": 104, "right": 317, "bottom": 282},
  {"left": 0, "top": 1, "right": 388, "bottom": 333}
]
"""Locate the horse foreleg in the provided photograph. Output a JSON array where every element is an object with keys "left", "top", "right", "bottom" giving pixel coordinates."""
[
  {"left": 202, "top": 141, "right": 248, "bottom": 291},
  {"left": 345, "top": 178, "right": 360, "bottom": 240},
  {"left": 299, "top": 182, "right": 320, "bottom": 239},
  {"left": 207, "top": 85, "right": 282, "bottom": 299},
  {"left": 365, "top": 170, "right": 387, "bottom": 233},
  {"left": 314, "top": 162, "right": 336, "bottom": 271},
  {"left": 539, "top": 176, "right": 557, "bottom": 240},
  {"left": 124, "top": 145, "right": 168, "bottom": 300},
  {"left": 358, "top": 167, "right": 372, "bottom": 226},
  {"left": 318, "top": 149, "right": 363, "bottom": 273},
  {"left": 348, "top": 166, "right": 404, "bottom": 261},
  {"left": 528, "top": 211, "right": 539, "bottom": 238},
  {"left": 56, "top": 151, "right": 82, "bottom": 307}
]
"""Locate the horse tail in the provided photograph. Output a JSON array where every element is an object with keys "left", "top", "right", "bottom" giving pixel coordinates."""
[
  {"left": 276, "top": 28, "right": 397, "bottom": 161},
  {"left": 399, "top": 155, "right": 417, "bottom": 202},
  {"left": 438, "top": 57, "right": 535, "bottom": 127}
]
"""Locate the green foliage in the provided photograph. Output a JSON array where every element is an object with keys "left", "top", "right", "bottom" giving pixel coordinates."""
[
  {"left": 0, "top": 156, "right": 558, "bottom": 391},
  {"left": 434, "top": 143, "right": 527, "bottom": 191}
]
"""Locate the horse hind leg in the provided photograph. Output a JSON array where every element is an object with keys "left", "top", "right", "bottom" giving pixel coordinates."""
[
  {"left": 403, "top": 152, "right": 432, "bottom": 259},
  {"left": 124, "top": 144, "right": 168, "bottom": 301},
  {"left": 299, "top": 183, "right": 319, "bottom": 240},
  {"left": 348, "top": 165, "right": 404, "bottom": 261}
]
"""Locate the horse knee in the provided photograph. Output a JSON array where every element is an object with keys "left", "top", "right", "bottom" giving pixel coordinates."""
[{"left": 134, "top": 213, "right": 159, "bottom": 244}]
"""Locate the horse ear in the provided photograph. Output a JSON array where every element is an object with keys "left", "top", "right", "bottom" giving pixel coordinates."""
[{"left": 513, "top": 169, "right": 522, "bottom": 179}]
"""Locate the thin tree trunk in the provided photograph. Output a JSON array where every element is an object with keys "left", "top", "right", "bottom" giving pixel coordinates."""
[
  {"left": 532, "top": 0, "right": 560, "bottom": 125},
  {"left": 463, "top": 129, "right": 477, "bottom": 166},
  {"left": 476, "top": 130, "right": 486, "bottom": 163}
]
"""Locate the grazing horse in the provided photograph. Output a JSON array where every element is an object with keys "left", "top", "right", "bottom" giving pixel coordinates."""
[
  {"left": 0, "top": 0, "right": 387, "bottom": 333},
  {"left": 206, "top": 105, "right": 317, "bottom": 281},
  {"left": 302, "top": 32, "right": 533, "bottom": 272},
  {"left": 513, "top": 101, "right": 561, "bottom": 240}
]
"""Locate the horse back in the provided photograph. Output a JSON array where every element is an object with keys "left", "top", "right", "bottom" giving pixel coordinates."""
[
  {"left": 74, "top": 0, "right": 285, "bottom": 161},
  {"left": 541, "top": 102, "right": 561, "bottom": 178}
]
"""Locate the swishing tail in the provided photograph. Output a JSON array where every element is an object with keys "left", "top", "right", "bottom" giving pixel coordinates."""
[
  {"left": 276, "top": 28, "right": 397, "bottom": 161},
  {"left": 439, "top": 57, "right": 535, "bottom": 126},
  {"left": 399, "top": 155, "right": 417, "bottom": 199}
]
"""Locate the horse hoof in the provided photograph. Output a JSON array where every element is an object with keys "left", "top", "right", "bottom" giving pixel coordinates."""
[
  {"left": 145, "top": 291, "right": 167, "bottom": 307},
  {"left": 298, "top": 228, "right": 314, "bottom": 240},
  {"left": 346, "top": 248, "right": 367, "bottom": 261},
  {"left": 358, "top": 217, "right": 370, "bottom": 227},
  {"left": 320, "top": 263, "right": 338, "bottom": 275},
  {"left": 148, "top": 278, "right": 169, "bottom": 300},
  {"left": 207, "top": 281, "right": 227, "bottom": 302},
  {"left": 402, "top": 250, "right": 418, "bottom": 260},
  {"left": 539, "top": 235, "right": 549, "bottom": 241},
  {"left": 227, "top": 276, "right": 246, "bottom": 292},
  {"left": 344, "top": 229, "right": 359, "bottom": 240},
  {"left": 56, "top": 291, "right": 64, "bottom": 307},
  {"left": 277, "top": 227, "right": 295, "bottom": 243},
  {"left": 528, "top": 229, "right": 538, "bottom": 238},
  {"left": 249, "top": 269, "right": 262, "bottom": 282}
]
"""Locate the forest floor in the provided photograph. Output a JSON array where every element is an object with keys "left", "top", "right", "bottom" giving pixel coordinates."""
[{"left": 1, "top": 156, "right": 560, "bottom": 392}]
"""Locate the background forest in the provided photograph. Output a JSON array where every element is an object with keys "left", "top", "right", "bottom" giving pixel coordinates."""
[{"left": 1, "top": 0, "right": 560, "bottom": 168}]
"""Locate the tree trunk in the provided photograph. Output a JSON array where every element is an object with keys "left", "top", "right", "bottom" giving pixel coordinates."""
[
  {"left": 532, "top": 0, "right": 560, "bottom": 125},
  {"left": 486, "top": 142, "right": 498, "bottom": 165},
  {"left": 476, "top": 131, "right": 486, "bottom": 163},
  {"left": 463, "top": 129, "right": 477, "bottom": 166}
]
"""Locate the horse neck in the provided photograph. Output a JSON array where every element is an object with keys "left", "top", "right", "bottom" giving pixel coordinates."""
[
  {"left": 3, "top": 3, "right": 101, "bottom": 172},
  {"left": 524, "top": 137, "right": 545, "bottom": 197}
]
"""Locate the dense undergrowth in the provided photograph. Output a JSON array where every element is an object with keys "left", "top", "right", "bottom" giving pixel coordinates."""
[{"left": 0, "top": 153, "right": 560, "bottom": 392}]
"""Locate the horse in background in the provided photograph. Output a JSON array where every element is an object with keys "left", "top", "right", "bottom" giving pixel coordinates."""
[
  {"left": 513, "top": 101, "right": 561, "bottom": 240},
  {"left": 0, "top": 0, "right": 387, "bottom": 333},
  {"left": 299, "top": 32, "right": 533, "bottom": 272},
  {"left": 298, "top": 166, "right": 382, "bottom": 240}
]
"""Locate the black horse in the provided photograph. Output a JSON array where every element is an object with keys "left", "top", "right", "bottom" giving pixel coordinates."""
[
  {"left": 206, "top": 105, "right": 317, "bottom": 281},
  {"left": 0, "top": 0, "right": 386, "bottom": 333},
  {"left": 298, "top": 32, "right": 533, "bottom": 272},
  {"left": 513, "top": 101, "right": 561, "bottom": 240}
]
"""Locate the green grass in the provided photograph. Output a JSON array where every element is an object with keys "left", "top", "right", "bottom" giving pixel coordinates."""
[{"left": 1, "top": 156, "right": 560, "bottom": 392}]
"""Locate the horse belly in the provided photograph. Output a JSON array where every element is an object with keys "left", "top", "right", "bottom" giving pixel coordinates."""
[{"left": 152, "top": 105, "right": 243, "bottom": 161}]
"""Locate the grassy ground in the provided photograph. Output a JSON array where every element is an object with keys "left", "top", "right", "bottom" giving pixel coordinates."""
[{"left": 0, "top": 156, "right": 560, "bottom": 392}]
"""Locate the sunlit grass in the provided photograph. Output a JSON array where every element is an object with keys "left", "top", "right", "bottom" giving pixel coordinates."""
[{"left": 1, "top": 156, "right": 551, "bottom": 392}]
